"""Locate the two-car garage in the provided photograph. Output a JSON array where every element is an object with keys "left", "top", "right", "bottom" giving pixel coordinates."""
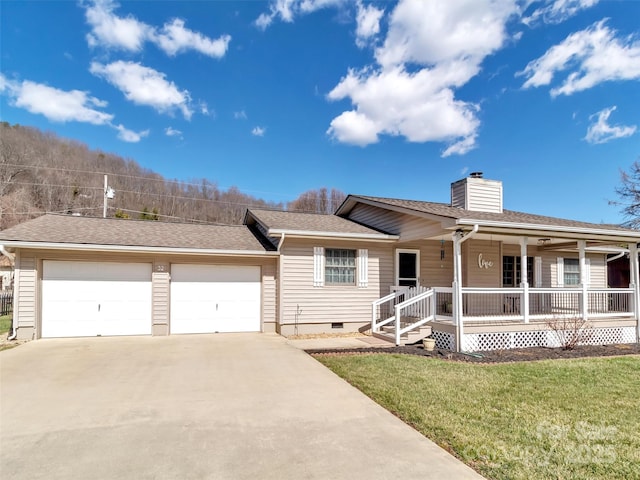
[{"left": 41, "top": 261, "right": 262, "bottom": 338}]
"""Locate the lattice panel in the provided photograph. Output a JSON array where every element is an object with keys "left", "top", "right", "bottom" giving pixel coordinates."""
[
  {"left": 512, "top": 330, "right": 547, "bottom": 348},
  {"left": 463, "top": 333, "right": 510, "bottom": 352},
  {"left": 431, "top": 330, "right": 455, "bottom": 350},
  {"left": 463, "top": 326, "right": 637, "bottom": 352},
  {"left": 580, "top": 327, "right": 636, "bottom": 345}
]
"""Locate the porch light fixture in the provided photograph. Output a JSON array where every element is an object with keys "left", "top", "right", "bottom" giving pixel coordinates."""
[{"left": 538, "top": 238, "right": 551, "bottom": 245}]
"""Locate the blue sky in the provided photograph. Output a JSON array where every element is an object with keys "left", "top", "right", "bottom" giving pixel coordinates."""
[{"left": 1, "top": 0, "right": 639, "bottom": 224}]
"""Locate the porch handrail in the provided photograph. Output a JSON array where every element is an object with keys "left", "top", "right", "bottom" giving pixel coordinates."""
[
  {"left": 372, "top": 292, "right": 398, "bottom": 333},
  {"left": 394, "top": 288, "right": 435, "bottom": 345}
]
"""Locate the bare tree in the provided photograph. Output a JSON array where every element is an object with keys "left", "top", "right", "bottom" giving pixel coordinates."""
[
  {"left": 613, "top": 160, "right": 640, "bottom": 229},
  {"left": 0, "top": 123, "right": 284, "bottom": 228},
  {"left": 288, "top": 188, "right": 346, "bottom": 214}
]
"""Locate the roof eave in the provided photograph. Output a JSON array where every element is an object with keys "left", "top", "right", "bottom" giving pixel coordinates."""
[
  {"left": 455, "top": 219, "right": 640, "bottom": 241},
  {"left": 337, "top": 195, "right": 456, "bottom": 224},
  {"left": 0, "top": 241, "right": 278, "bottom": 257},
  {"left": 267, "top": 229, "right": 399, "bottom": 242}
]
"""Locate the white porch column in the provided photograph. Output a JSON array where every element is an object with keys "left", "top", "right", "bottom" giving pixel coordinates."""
[
  {"left": 630, "top": 243, "right": 640, "bottom": 341},
  {"left": 452, "top": 231, "right": 464, "bottom": 351},
  {"left": 520, "top": 236, "right": 529, "bottom": 324},
  {"left": 578, "top": 240, "right": 588, "bottom": 321}
]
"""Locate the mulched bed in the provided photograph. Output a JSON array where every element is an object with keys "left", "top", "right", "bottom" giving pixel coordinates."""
[{"left": 307, "top": 343, "right": 640, "bottom": 363}]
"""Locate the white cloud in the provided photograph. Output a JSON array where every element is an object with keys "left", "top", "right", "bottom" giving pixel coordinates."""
[
  {"left": 83, "top": 0, "right": 231, "bottom": 58},
  {"left": 1, "top": 74, "right": 113, "bottom": 125},
  {"left": 234, "top": 110, "right": 248, "bottom": 119},
  {"left": 327, "top": 66, "right": 480, "bottom": 152},
  {"left": 90, "top": 61, "right": 193, "bottom": 118},
  {"left": 84, "top": 0, "right": 150, "bottom": 51},
  {"left": 523, "top": 0, "right": 599, "bottom": 26},
  {"left": 327, "top": 0, "right": 518, "bottom": 156},
  {"left": 375, "top": 0, "right": 517, "bottom": 68},
  {"left": 151, "top": 18, "right": 231, "bottom": 57},
  {"left": 252, "top": 126, "right": 266, "bottom": 136},
  {"left": 584, "top": 106, "right": 636, "bottom": 144},
  {"left": 165, "top": 126, "right": 183, "bottom": 138},
  {"left": 0, "top": 73, "right": 146, "bottom": 142},
  {"left": 519, "top": 19, "right": 640, "bottom": 96},
  {"left": 355, "top": 1, "right": 384, "bottom": 48},
  {"left": 460, "top": 166, "right": 470, "bottom": 175},
  {"left": 115, "top": 124, "right": 149, "bottom": 142},
  {"left": 255, "top": 0, "right": 343, "bottom": 30},
  {"left": 198, "top": 100, "right": 211, "bottom": 116}
]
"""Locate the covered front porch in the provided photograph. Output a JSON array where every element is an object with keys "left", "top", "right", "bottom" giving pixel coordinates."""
[{"left": 371, "top": 228, "right": 640, "bottom": 351}]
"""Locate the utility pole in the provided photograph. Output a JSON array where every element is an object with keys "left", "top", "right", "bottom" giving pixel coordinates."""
[
  {"left": 103, "top": 174, "right": 108, "bottom": 218},
  {"left": 103, "top": 174, "right": 115, "bottom": 218}
]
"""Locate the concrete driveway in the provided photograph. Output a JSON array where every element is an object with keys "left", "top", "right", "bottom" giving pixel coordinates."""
[{"left": 1, "top": 334, "right": 484, "bottom": 479}]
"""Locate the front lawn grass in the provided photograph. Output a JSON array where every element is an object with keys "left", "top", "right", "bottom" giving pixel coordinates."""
[
  {"left": 0, "top": 314, "right": 11, "bottom": 335},
  {"left": 317, "top": 353, "right": 640, "bottom": 480}
]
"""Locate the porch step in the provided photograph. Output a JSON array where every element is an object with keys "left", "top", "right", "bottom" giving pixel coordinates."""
[{"left": 373, "top": 324, "right": 433, "bottom": 346}]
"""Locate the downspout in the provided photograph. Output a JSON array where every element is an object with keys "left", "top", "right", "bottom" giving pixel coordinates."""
[
  {"left": 605, "top": 252, "right": 626, "bottom": 263},
  {"left": 277, "top": 234, "right": 285, "bottom": 335},
  {"left": 452, "top": 225, "right": 479, "bottom": 352},
  {"left": 1, "top": 246, "right": 18, "bottom": 341}
]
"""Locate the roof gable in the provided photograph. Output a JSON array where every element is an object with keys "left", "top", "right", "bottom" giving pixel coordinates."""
[{"left": 337, "top": 195, "right": 640, "bottom": 239}]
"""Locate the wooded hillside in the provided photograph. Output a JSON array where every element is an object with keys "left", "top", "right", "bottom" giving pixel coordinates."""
[{"left": 0, "top": 123, "right": 345, "bottom": 230}]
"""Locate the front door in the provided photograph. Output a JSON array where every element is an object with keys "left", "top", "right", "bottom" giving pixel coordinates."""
[{"left": 396, "top": 249, "right": 420, "bottom": 287}]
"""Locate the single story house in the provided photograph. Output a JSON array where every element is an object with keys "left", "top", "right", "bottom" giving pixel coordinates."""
[{"left": 2, "top": 173, "right": 639, "bottom": 351}]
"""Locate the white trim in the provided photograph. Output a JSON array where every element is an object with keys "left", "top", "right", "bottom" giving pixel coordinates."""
[
  {"left": 267, "top": 229, "right": 398, "bottom": 241},
  {"left": 358, "top": 249, "right": 368, "bottom": 288},
  {"left": 557, "top": 257, "right": 564, "bottom": 287},
  {"left": 395, "top": 248, "right": 420, "bottom": 287},
  {"left": 313, "top": 247, "right": 324, "bottom": 287},
  {"left": 1, "top": 241, "right": 278, "bottom": 257},
  {"left": 534, "top": 256, "right": 542, "bottom": 288},
  {"left": 455, "top": 219, "right": 640, "bottom": 240}
]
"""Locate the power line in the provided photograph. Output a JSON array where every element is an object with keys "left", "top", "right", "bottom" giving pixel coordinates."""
[
  {"left": 3, "top": 179, "right": 333, "bottom": 213},
  {"left": 0, "top": 162, "right": 294, "bottom": 199},
  {"left": 112, "top": 208, "right": 219, "bottom": 224}
]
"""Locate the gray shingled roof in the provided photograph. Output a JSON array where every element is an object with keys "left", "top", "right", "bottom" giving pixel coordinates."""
[
  {"left": 351, "top": 195, "right": 637, "bottom": 233},
  {"left": 0, "top": 215, "right": 273, "bottom": 252},
  {"left": 247, "top": 209, "right": 393, "bottom": 236}
]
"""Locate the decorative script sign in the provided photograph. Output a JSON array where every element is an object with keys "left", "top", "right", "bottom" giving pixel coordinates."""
[{"left": 477, "top": 253, "right": 494, "bottom": 269}]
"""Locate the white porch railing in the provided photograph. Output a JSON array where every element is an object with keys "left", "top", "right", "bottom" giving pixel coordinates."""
[
  {"left": 373, "top": 286, "right": 634, "bottom": 344},
  {"left": 457, "top": 287, "right": 634, "bottom": 322},
  {"left": 371, "top": 286, "right": 436, "bottom": 344}
]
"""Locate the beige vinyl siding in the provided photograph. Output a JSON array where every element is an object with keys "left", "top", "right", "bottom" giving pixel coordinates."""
[
  {"left": 14, "top": 251, "right": 37, "bottom": 337},
  {"left": 589, "top": 254, "right": 606, "bottom": 288},
  {"left": 392, "top": 241, "right": 454, "bottom": 287},
  {"left": 280, "top": 238, "right": 393, "bottom": 326},
  {"left": 450, "top": 178, "right": 503, "bottom": 213},
  {"left": 420, "top": 241, "right": 453, "bottom": 287},
  {"left": 261, "top": 261, "right": 277, "bottom": 331},
  {"left": 152, "top": 267, "right": 170, "bottom": 334},
  {"left": 348, "top": 203, "right": 442, "bottom": 241},
  {"left": 462, "top": 240, "right": 501, "bottom": 287}
]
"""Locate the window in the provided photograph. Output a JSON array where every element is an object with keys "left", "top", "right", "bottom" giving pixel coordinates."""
[
  {"left": 325, "top": 249, "right": 356, "bottom": 285},
  {"left": 564, "top": 258, "right": 580, "bottom": 285},
  {"left": 502, "top": 256, "right": 534, "bottom": 287}
]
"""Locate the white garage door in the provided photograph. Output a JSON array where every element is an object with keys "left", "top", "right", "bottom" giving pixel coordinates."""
[
  {"left": 42, "top": 261, "right": 152, "bottom": 338},
  {"left": 170, "top": 264, "right": 261, "bottom": 334}
]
